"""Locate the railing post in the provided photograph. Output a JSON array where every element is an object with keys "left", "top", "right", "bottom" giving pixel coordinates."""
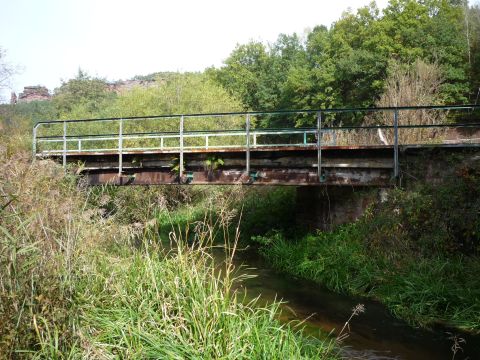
[
  {"left": 160, "top": 137, "right": 164, "bottom": 149},
  {"left": 179, "top": 115, "right": 184, "bottom": 179},
  {"left": 78, "top": 139, "right": 82, "bottom": 152},
  {"left": 304, "top": 131, "right": 307, "bottom": 145},
  {"left": 63, "top": 121, "right": 67, "bottom": 171},
  {"left": 317, "top": 111, "right": 322, "bottom": 181},
  {"left": 205, "top": 135, "right": 209, "bottom": 149},
  {"left": 246, "top": 114, "right": 251, "bottom": 175},
  {"left": 32, "top": 125, "right": 37, "bottom": 159},
  {"left": 393, "top": 109, "right": 399, "bottom": 178},
  {"left": 118, "top": 118, "right": 123, "bottom": 176}
]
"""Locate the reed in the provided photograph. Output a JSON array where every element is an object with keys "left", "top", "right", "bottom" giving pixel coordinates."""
[
  {"left": 0, "top": 134, "right": 336, "bottom": 358},
  {"left": 75, "top": 232, "right": 335, "bottom": 359}
]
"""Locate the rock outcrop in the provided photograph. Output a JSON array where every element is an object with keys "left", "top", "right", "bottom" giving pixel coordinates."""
[
  {"left": 17, "top": 86, "right": 51, "bottom": 103},
  {"left": 12, "top": 79, "right": 157, "bottom": 104}
]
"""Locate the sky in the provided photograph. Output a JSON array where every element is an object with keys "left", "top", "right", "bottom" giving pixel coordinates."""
[{"left": 0, "top": 0, "right": 390, "bottom": 102}]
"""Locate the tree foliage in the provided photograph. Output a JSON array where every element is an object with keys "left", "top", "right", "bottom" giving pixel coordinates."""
[
  {"left": 5, "top": 1, "right": 480, "bottom": 131},
  {"left": 211, "top": 0, "right": 479, "bottom": 127},
  {"left": 108, "top": 72, "right": 242, "bottom": 117},
  {"left": 53, "top": 69, "right": 115, "bottom": 118},
  {"left": 468, "top": 3, "right": 480, "bottom": 99}
]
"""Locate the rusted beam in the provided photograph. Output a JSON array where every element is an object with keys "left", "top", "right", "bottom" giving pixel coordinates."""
[
  {"left": 71, "top": 157, "right": 393, "bottom": 171},
  {"left": 43, "top": 145, "right": 399, "bottom": 186},
  {"left": 36, "top": 144, "right": 395, "bottom": 158},
  {"left": 85, "top": 167, "right": 392, "bottom": 187}
]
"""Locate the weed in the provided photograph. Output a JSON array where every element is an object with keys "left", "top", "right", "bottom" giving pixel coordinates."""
[
  {"left": 447, "top": 333, "right": 466, "bottom": 360},
  {"left": 204, "top": 155, "right": 224, "bottom": 172},
  {"left": 336, "top": 304, "right": 366, "bottom": 343}
]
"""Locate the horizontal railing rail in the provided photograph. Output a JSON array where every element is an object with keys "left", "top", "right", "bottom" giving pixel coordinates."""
[
  {"left": 33, "top": 105, "right": 480, "bottom": 181},
  {"left": 36, "top": 128, "right": 335, "bottom": 154},
  {"left": 33, "top": 104, "right": 480, "bottom": 126},
  {"left": 34, "top": 122, "right": 480, "bottom": 141}
]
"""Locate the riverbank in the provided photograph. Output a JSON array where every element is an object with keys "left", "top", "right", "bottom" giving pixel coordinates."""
[
  {"left": 253, "top": 172, "right": 480, "bottom": 334},
  {"left": 3, "top": 127, "right": 478, "bottom": 357},
  {"left": 0, "top": 135, "right": 335, "bottom": 359},
  {"left": 220, "top": 248, "right": 480, "bottom": 359},
  {"left": 145, "top": 166, "right": 480, "bottom": 335}
]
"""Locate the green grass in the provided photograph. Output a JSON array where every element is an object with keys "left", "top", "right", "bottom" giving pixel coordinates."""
[
  {"left": 150, "top": 185, "right": 296, "bottom": 244},
  {"left": 254, "top": 224, "right": 480, "bottom": 333},
  {"left": 252, "top": 167, "right": 480, "bottom": 333},
  {"left": 74, "top": 239, "right": 336, "bottom": 359},
  {"left": 0, "top": 134, "right": 336, "bottom": 358}
]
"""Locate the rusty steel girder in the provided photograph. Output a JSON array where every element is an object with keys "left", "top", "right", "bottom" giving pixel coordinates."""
[
  {"left": 40, "top": 146, "right": 395, "bottom": 186},
  {"left": 84, "top": 167, "right": 392, "bottom": 186}
]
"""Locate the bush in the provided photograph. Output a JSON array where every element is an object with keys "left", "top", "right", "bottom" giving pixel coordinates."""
[{"left": 362, "top": 166, "right": 480, "bottom": 257}]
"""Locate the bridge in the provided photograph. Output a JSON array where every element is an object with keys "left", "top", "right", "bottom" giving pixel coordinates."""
[{"left": 33, "top": 105, "right": 480, "bottom": 186}]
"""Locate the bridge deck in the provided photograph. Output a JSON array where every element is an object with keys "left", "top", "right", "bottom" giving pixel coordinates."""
[
  {"left": 32, "top": 105, "right": 480, "bottom": 186},
  {"left": 51, "top": 145, "right": 394, "bottom": 186},
  {"left": 36, "top": 144, "right": 479, "bottom": 186}
]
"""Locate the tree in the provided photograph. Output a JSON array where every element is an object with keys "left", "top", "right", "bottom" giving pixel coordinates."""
[
  {"left": 381, "top": 0, "right": 470, "bottom": 103},
  {"left": 377, "top": 60, "right": 444, "bottom": 107},
  {"left": 316, "top": 3, "right": 389, "bottom": 109},
  {"left": 367, "top": 60, "right": 447, "bottom": 144},
  {"left": 53, "top": 69, "right": 115, "bottom": 117},
  {"left": 107, "top": 72, "right": 243, "bottom": 118},
  {"left": 210, "top": 35, "right": 319, "bottom": 127},
  {"left": 0, "top": 47, "right": 16, "bottom": 102},
  {"left": 211, "top": 0, "right": 475, "bottom": 127},
  {"left": 208, "top": 41, "right": 271, "bottom": 111},
  {"left": 468, "top": 3, "right": 480, "bottom": 101}
]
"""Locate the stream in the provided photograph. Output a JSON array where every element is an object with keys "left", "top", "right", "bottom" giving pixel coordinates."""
[{"left": 216, "top": 248, "right": 480, "bottom": 360}]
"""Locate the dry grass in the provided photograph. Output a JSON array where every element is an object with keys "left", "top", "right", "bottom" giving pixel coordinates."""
[
  {"left": 0, "top": 131, "right": 128, "bottom": 358},
  {"left": 0, "top": 131, "right": 335, "bottom": 358}
]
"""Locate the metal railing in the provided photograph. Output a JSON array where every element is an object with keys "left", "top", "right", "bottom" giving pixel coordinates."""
[{"left": 33, "top": 105, "right": 480, "bottom": 180}]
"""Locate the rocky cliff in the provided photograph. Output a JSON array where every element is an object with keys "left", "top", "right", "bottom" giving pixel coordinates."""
[{"left": 15, "top": 86, "right": 51, "bottom": 103}]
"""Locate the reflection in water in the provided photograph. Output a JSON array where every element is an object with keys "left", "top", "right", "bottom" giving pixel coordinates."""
[{"left": 216, "top": 249, "right": 480, "bottom": 360}]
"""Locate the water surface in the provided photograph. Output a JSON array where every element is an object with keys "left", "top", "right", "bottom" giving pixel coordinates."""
[{"left": 219, "top": 249, "right": 480, "bottom": 360}]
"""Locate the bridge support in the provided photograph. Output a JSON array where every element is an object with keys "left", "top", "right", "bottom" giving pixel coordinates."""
[{"left": 295, "top": 186, "right": 383, "bottom": 231}]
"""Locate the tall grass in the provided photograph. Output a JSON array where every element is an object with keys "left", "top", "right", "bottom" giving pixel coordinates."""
[
  {"left": 75, "top": 235, "right": 335, "bottom": 359},
  {"left": 253, "top": 163, "right": 480, "bottom": 333},
  {"left": 0, "top": 130, "right": 127, "bottom": 358},
  {"left": 0, "top": 132, "right": 336, "bottom": 358},
  {"left": 254, "top": 215, "right": 480, "bottom": 332}
]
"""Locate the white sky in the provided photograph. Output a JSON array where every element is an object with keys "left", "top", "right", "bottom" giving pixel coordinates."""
[{"left": 0, "top": 0, "right": 390, "bottom": 101}]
